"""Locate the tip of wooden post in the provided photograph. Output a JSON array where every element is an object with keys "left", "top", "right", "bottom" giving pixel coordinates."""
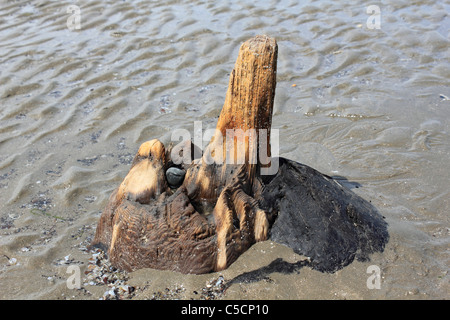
[{"left": 244, "top": 35, "right": 277, "bottom": 53}]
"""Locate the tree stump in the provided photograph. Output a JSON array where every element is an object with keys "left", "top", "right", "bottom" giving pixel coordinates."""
[{"left": 91, "top": 35, "right": 389, "bottom": 274}]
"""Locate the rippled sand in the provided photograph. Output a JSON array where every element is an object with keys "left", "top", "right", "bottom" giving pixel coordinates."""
[{"left": 0, "top": 0, "right": 449, "bottom": 299}]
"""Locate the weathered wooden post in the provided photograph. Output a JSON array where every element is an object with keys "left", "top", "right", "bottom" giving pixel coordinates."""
[
  {"left": 91, "top": 35, "right": 388, "bottom": 274},
  {"left": 92, "top": 35, "right": 279, "bottom": 273}
]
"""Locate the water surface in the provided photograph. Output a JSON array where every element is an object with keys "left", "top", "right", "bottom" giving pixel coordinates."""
[{"left": 0, "top": 0, "right": 449, "bottom": 299}]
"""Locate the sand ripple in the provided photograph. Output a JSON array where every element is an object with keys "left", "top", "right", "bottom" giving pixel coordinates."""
[{"left": 0, "top": 0, "right": 449, "bottom": 299}]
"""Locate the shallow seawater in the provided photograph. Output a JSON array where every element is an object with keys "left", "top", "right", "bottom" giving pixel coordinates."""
[{"left": 0, "top": 0, "right": 449, "bottom": 299}]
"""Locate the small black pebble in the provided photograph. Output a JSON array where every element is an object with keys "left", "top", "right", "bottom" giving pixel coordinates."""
[{"left": 166, "top": 167, "right": 186, "bottom": 188}]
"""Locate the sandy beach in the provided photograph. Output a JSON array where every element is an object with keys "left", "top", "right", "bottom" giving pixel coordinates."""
[{"left": 0, "top": 0, "right": 449, "bottom": 300}]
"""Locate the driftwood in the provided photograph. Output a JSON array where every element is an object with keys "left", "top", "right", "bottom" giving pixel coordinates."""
[{"left": 91, "top": 35, "right": 388, "bottom": 274}]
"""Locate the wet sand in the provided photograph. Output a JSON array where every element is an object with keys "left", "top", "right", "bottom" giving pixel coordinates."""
[{"left": 0, "top": 0, "right": 449, "bottom": 299}]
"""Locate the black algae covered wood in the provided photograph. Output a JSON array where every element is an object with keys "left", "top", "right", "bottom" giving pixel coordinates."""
[{"left": 260, "top": 157, "right": 389, "bottom": 273}]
